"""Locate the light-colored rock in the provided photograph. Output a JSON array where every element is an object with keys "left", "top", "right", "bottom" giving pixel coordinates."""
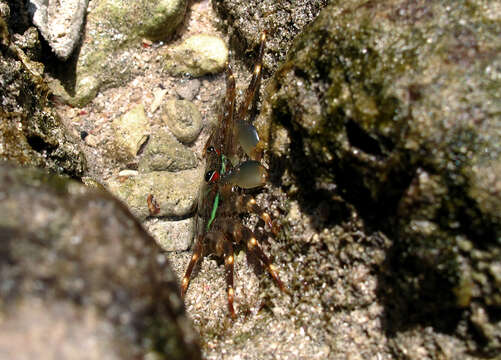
[
  {"left": 28, "top": 0, "right": 89, "bottom": 60},
  {"left": 111, "top": 104, "right": 150, "bottom": 157},
  {"left": 47, "top": 0, "right": 188, "bottom": 105},
  {"left": 145, "top": 217, "right": 194, "bottom": 251},
  {"left": 164, "top": 34, "right": 228, "bottom": 77},
  {"left": 105, "top": 168, "right": 203, "bottom": 220}
]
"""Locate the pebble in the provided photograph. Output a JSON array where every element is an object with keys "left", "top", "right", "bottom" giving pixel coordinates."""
[{"left": 164, "top": 34, "right": 228, "bottom": 77}]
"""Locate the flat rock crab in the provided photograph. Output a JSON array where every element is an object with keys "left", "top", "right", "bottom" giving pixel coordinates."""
[{"left": 180, "top": 32, "right": 285, "bottom": 319}]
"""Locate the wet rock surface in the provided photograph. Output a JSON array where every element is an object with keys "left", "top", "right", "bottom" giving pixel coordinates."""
[
  {"left": 213, "top": 0, "right": 330, "bottom": 71},
  {"left": 256, "top": 0, "right": 501, "bottom": 356},
  {"left": 0, "top": 164, "right": 201, "bottom": 359}
]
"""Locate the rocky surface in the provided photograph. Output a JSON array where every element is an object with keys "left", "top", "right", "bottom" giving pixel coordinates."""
[
  {"left": 48, "top": 0, "right": 188, "bottom": 106},
  {"left": 213, "top": 0, "right": 330, "bottom": 71},
  {"left": 0, "top": 11, "right": 85, "bottom": 176},
  {"left": 0, "top": 164, "right": 201, "bottom": 359},
  {"left": 255, "top": 0, "right": 501, "bottom": 357},
  {"left": 1, "top": 0, "right": 500, "bottom": 359}
]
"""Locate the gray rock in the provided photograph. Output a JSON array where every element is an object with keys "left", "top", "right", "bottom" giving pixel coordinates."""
[
  {"left": 213, "top": 0, "right": 329, "bottom": 71},
  {"left": 137, "top": 129, "right": 198, "bottom": 172},
  {"left": 0, "top": 164, "right": 201, "bottom": 359},
  {"left": 175, "top": 79, "right": 200, "bottom": 101},
  {"left": 106, "top": 168, "right": 202, "bottom": 220},
  {"left": 28, "top": 0, "right": 89, "bottom": 60},
  {"left": 161, "top": 99, "right": 203, "bottom": 143},
  {"left": 145, "top": 217, "right": 194, "bottom": 251}
]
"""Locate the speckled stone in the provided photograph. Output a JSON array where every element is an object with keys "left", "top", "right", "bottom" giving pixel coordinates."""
[
  {"left": 28, "top": 0, "right": 89, "bottom": 60},
  {"left": 144, "top": 217, "right": 194, "bottom": 251},
  {"left": 137, "top": 128, "right": 198, "bottom": 172}
]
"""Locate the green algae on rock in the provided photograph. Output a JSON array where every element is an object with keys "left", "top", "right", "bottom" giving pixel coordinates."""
[
  {"left": 163, "top": 34, "right": 228, "bottom": 77},
  {"left": 49, "top": 0, "right": 188, "bottom": 106}
]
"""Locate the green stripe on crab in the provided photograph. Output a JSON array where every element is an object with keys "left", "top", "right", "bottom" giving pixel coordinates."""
[
  {"left": 206, "top": 191, "right": 220, "bottom": 231},
  {"left": 205, "top": 152, "right": 227, "bottom": 231}
]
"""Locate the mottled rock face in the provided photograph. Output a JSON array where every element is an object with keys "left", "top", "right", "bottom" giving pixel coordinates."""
[
  {"left": 0, "top": 164, "right": 201, "bottom": 360},
  {"left": 256, "top": 0, "right": 501, "bottom": 354},
  {"left": 212, "top": 0, "right": 329, "bottom": 71},
  {"left": 0, "top": 22, "right": 85, "bottom": 177},
  {"left": 48, "top": 0, "right": 188, "bottom": 106}
]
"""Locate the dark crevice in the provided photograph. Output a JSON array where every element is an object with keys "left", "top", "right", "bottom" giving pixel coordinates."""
[
  {"left": 345, "top": 118, "right": 383, "bottom": 157},
  {"left": 26, "top": 134, "right": 55, "bottom": 154}
]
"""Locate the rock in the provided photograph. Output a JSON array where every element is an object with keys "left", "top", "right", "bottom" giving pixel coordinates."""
[
  {"left": 256, "top": 0, "right": 501, "bottom": 355},
  {"left": 137, "top": 129, "right": 197, "bottom": 172},
  {"left": 11, "top": 26, "right": 42, "bottom": 60},
  {"left": 112, "top": 104, "right": 150, "bottom": 157},
  {"left": 175, "top": 79, "right": 200, "bottom": 100},
  {"left": 138, "top": 0, "right": 188, "bottom": 41},
  {"left": 0, "top": 164, "right": 201, "bottom": 359},
  {"left": 49, "top": 0, "right": 188, "bottom": 106},
  {"left": 0, "top": 19, "right": 85, "bottom": 177},
  {"left": 161, "top": 99, "right": 203, "bottom": 143},
  {"left": 105, "top": 169, "right": 202, "bottom": 220},
  {"left": 164, "top": 34, "right": 228, "bottom": 77},
  {"left": 27, "top": 0, "right": 89, "bottom": 60},
  {"left": 213, "top": 0, "right": 329, "bottom": 70},
  {"left": 145, "top": 217, "right": 194, "bottom": 251}
]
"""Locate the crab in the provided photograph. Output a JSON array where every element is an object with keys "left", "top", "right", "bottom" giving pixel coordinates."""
[{"left": 180, "top": 32, "right": 285, "bottom": 319}]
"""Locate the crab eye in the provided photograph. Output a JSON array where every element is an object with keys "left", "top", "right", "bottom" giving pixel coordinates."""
[
  {"left": 206, "top": 145, "right": 221, "bottom": 156},
  {"left": 205, "top": 170, "right": 220, "bottom": 184}
]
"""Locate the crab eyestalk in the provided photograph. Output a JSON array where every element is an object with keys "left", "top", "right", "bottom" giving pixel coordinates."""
[{"left": 222, "top": 160, "right": 267, "bottom": 189}]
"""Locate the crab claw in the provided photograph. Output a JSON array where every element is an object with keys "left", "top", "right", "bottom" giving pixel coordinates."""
[
  {"left": 237, "top": 121, "right": 260, "bottom": 158},
  {"left": 222, "top": 160, "right": 267, "bottom": 189}
]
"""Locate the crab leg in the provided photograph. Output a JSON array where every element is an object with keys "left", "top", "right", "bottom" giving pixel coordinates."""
[
  {"left": 241, "top": 226, "right": 285, "bottom": 292},
  {"left": 236, "top": 31, "right": 266, "bottom": 122},
  {"left": 180, "top": 235, "right": 204, "bottom": 297},
  {"left": 223, "top": 240, "right": 236, "bottom": 319},
  {"left": 237, "top": 195, "right": 279, "bottom": 235}
]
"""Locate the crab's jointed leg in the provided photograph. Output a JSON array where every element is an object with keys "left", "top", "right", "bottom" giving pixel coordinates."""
[{"left": 181, "top": 235, "right": 204, "bottom": 297}]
